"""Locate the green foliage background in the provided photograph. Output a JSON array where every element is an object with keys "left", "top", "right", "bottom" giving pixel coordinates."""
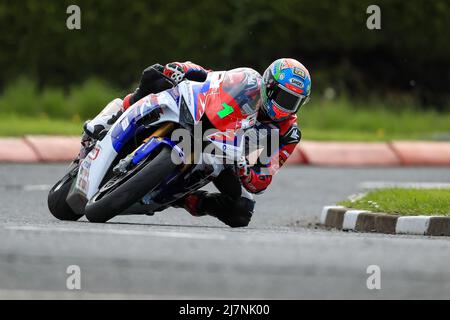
[{"left": 0, "top": 0, "right": 449, "bottom": 108}]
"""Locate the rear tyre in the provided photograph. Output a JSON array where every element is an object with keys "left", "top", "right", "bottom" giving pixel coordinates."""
[
  {"left": 48, "top": 165, "right": 83, "bottom": 221},
  {"left": 85, "top": 147, "right": 178, "bottom": 223}
]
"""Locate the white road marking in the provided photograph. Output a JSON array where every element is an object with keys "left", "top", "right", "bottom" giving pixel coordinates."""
[
  {"left": 346, "top": 192, "right": 367, "bottom": 202},
  {"left": 0, "top": 184, "right": 52, "bottom": 191},
  {"left": 5, "top": 225, "right": 227, "bottom": 241},
  {"left": 360, "top": 182, "right": 450, "bottom": 189},
  {"left": 23, "top": 184, "right": 52, "bottom": 191}
]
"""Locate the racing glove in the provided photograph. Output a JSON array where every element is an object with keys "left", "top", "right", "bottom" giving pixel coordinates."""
[
  {"left": 240, "top": 169, "right": 273, "bottom": 194},
  {"left": 236, "top": 156, "right": 274, "bottom": 194},
  {"left": 163, "top": 61, "right": 208, "bottom": 84}
]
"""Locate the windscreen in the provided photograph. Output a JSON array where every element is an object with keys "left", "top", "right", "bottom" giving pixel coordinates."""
[{"left": 221, "top": 68, "right": 261, "bottom": 116}]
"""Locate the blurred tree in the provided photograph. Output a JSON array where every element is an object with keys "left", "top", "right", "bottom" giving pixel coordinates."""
[{"left": 0, "top": 0, "right": 448, "bottom": 108}]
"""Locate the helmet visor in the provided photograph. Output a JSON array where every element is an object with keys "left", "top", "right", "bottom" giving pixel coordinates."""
[{"left": 269, "top": 84, "right": 308, "bottom": 113}]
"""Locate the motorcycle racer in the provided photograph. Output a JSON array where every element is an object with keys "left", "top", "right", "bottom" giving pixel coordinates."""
[{"left": 84, "top": 59, "right": 311, "bottom": 227}]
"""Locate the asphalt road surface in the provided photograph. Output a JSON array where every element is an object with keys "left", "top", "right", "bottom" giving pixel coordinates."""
[{"left": 1, "top": 164, "right": 450, "bottom": 299}]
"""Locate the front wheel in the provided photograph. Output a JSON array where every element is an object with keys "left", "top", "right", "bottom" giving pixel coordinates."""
[
  {"left": 48, "top": 164, "right": 83, "bottom": 221},
  {"left": 85, "top": 147, "right": 178, "bottom": 223}
]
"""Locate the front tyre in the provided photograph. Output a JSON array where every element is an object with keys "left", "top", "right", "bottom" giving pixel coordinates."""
[
  {"left": 85, "top": 147, "right": 178, "bottom": 223},
  {"left": 48, "top": 165, "right": 83, "bottom": 221}
]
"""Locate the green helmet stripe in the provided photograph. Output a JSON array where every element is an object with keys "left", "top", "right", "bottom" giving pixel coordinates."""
[{"left": 273, "top": 62, "right": 281, "bottom": 81}]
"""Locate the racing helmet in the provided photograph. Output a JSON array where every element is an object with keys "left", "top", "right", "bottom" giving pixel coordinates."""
[{"left": 261, "top": 58, "right": 311, "bottom": 121}]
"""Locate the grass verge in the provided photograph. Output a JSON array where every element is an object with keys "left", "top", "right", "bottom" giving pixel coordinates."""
[
  {"left": 0, "top": 114, "right": 82, "bottom": 136},
  {"left": 298, "top": 99, "right": 450, "bottom": 141},
  {"left": 339, "top": 188, "right": 450, "bottom": 216},
  {"left": 1, "top": 77, "right": 450, "bottom": 139}
]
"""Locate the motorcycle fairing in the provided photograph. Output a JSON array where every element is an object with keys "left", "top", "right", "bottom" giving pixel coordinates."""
[{"left": 110, "top": 89, "right": 180, "bottom": 152}]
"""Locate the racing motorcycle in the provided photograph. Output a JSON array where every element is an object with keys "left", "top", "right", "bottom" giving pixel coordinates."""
[{"left": 47, "top": 67, "right": 261, "bottom": 223}]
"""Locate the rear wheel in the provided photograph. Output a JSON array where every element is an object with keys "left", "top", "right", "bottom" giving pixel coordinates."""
[
  {"left": 48, "top": 164, "right": 83, "bottom": 221},
  {"left": 85, "top": 147, "right": 178, "bottom": 223}
]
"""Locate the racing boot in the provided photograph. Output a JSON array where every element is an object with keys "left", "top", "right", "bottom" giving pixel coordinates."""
[
  {"left": 175, "top": 191, "right": 255, "bottom": 228},
  {"left": 83, "top": 98, "right": 124, "bottom": 140}
]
